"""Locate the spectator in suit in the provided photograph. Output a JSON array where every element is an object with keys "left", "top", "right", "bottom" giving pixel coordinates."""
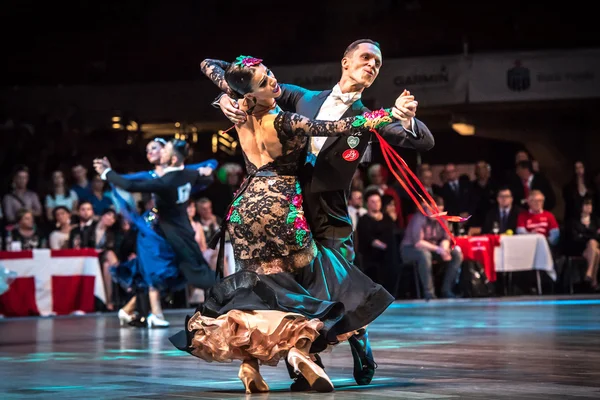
[
  {"left": 482, "top": 187, "right": 519, "bottom": 234},
  {"left": 469, "top": 161, "right": 498, "bottom": 228},
  {"left": 68, "top": 200, "right": 97, "bottom": 249},
  {"left": 348, "top": 189, "right": 367, "bottom": 231},
  {"left": 440, "top": 163, "right": 470, "bottom": 230},
  {"left": 512, "top": 160, "right": 556, "bottom": 211}
]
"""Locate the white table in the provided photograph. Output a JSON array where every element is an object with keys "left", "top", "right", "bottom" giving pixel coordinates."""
[{"left": 494, "top": 233, "right": 556, "bottom": 294}]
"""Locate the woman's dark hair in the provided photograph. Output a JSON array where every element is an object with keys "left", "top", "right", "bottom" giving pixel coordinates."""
[
  {"left": 52, "top": 205, "right": 71, "bottom": 221},
  {"left": 48, "top": 170, "right": 69, "bottom": 201},
  {"left": 225, "top": 63, "right": 257, "bottom": 99},
  {"left": 582, "top": 195, "right": 594, "bottom": 208},
  {"left": 381, "top": 194, "right": 395, "bottom": 209}
]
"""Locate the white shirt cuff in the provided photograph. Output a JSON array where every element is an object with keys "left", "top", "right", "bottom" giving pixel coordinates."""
[
  {"left": 211, "top": 93, "right": 225, "bottom": 108},
  {"left": 100, "top": 168, "right": 112, "bottom": 181},
  {"left": 404, "top": 119, "right": 417, "bottom": 138}
]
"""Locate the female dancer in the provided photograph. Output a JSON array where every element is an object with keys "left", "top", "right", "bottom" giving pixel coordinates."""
[
  {"left": 113, "top": 138, "right": 217, "bottom": 328},
  {"left": 170, "top": 56, "right": 402, "bottom": 392}
]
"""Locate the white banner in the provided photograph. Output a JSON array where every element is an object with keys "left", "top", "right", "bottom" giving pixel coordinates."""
[
  {"left": 272, "top": 55, "right": 469, "bottom": 107},
  {"left": 469, "top": 49, "right": 600, "bottom": 102},
  {"left": 370, "top": 55, "right": 469, "bottom": 107}
]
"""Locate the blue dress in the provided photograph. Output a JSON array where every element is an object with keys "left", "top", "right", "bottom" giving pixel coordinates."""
[{"left": 110, "top": 160, "right": 218, "bottom": 293}]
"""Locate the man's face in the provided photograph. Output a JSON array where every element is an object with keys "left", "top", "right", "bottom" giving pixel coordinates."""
[
  {"left": 72, "top": 165, "right": 87, "bottom": 181},
  {"left": 79, "top": 203, "right": 94, "bottom": 222},
  {"left": 528, "top": 193, "right": 545, "bottom": 212},
  {"left": 475, "top": 162, "right": 490, "bottom": 180},
  {"left": 349, "top": 191, "right": 363, "bottom": 208},
  {"left": 341, "top": 43, "right": 382, "bottom": 89},
  {"left": 197, "top": 201, "right": 212, "bottom": 219},
  {"left": 366, "top": 194, "right": 381, "bottom": 212},
  {"left": 445, "top": 164, "right": 458, "bottom": 181},
  {"left": 497, "top": 190, "right": 513, "bottom": 208},
  {"left": 14, "top": 171, "right": 29, "bottom": 189},
  {"left": 420, "top": 170, "right": 433, "bottom": 187}
]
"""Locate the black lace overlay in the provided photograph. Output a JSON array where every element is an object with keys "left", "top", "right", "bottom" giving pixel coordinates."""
[
  {"left": 200, "top": 59, "right": 236, "bottom": 99},
  {"left": 274, "top": 111, "right": 367, "bottom": 138}
]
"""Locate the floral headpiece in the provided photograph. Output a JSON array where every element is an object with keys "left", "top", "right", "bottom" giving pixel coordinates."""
[{"left": 234, "top": 55, "right": 263, "bottom": 68}]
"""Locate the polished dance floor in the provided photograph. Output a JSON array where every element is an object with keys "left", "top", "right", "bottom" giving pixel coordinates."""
[{"left": 2, "top": 296, "right": 600, "bottom": 399}]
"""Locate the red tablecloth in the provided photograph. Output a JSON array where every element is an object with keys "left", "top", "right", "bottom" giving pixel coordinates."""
[{"left": 0, "top": 249, "right": 104, "bottom": 317}]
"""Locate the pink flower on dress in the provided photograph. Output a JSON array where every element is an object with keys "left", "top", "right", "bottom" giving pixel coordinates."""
[
  {"left": 364, "top": 108, "right": 388, "bottom": 120},
  {"left": 292, "top": 195, "right": 303, "bottom": 208},
  {"left": 226, "top": 207, "right": 233, "bottom": 221},
  {"left": 294, "top": 216, "right": 309, "bottom": 231}
]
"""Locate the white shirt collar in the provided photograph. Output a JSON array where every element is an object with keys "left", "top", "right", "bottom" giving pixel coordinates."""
[
  {"left": 330, "top": 84, "right": 362, "bottom": 104},
  {"left": 163, "top": 165, "right": 185, "bottom": 174},
  {"left": 526, "top": 174, "right": 534, "bottom": 186}
]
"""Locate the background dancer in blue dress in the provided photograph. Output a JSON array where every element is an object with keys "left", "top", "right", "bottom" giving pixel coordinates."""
[{"left": 110, "top": 138, "right": 217, "bottom": 328}]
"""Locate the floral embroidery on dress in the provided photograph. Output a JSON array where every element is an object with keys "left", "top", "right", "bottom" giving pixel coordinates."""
[
  {"left": 227, "top": 195, "right": 243, "bottom": 224},
  {"left": 352, "top": 108, "right": 394, "bottom": 130},
  {"left": 286, "top": 182, "right": 309, "bottom": 246}
]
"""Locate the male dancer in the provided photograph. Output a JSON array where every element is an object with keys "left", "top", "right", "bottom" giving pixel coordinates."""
[
  {"left": 216, "top": 39, "right": 435, "bottom": 388},
  {"left": 93, "top": 139, "right": 217, "bottom": 290}
]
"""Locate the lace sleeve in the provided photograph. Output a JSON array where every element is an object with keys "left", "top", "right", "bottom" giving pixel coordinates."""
[
  {"left": 273, "top": 109, "right": 396, "bottom": 138},
  {"left": 200, "top": 59, "right": 236, "bottom": 98}
]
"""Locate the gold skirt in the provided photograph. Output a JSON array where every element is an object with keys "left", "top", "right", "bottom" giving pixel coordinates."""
[{"left": 187, "top": 310, "right": 323, "bottom": 366}]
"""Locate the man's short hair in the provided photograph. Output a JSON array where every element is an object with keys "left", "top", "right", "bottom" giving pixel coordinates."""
[
  {"left": 78, "top": 200, "right": 93, "bottom": 210},
  {"left": 497, "top": 186, "right": 512, "bottom": 195},
  {"left": 516, "top": 160, "right": 534, "bottom": 173},
  {"left": 343, "top": 39, "right": 381, "bottom": 57}
]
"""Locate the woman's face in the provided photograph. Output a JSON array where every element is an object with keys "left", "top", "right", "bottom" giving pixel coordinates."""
[
  {"left": 19, "top": 212, "right": 34, "bottom": 229},
  {"left": 247, "top": 64, "right": 282, "bottom": 101},
  {"left": 101, "top": 212, "right": 116, "bottom": 227},
  {"left": 385, "top": 200, "right": 395, "bottom": 215},
  {"left": 55, "top": 208, "right": 71, "bottom": 226},
  {"left": 575, "top": 161, "right": 585, "bottom": 177},
  {"left": 52, "top": 171, "right": 65, "bottom": 186},
  {"left": 146, "top": 141, "right": 164, "bottom": 164},
  {"left": 187, "top": 202, "right": 196, "bottom": 219}
]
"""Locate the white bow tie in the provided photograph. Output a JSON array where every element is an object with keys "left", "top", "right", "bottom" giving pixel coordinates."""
[{"left": 330, "top": 85, "right": 361, "bottom": 104}]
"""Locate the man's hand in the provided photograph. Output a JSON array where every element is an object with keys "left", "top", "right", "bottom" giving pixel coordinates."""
[
  {"left": 393, "top": 89, "right": 418, "bottom": 130},
  {"left": 219, "top": 94, "right": 247, "bottom": 124},
  {"left": 93, "top": 157, "right": 111, "bottom": 175},
  {"left": 198, "top": 166, "right": 213, "bottom": 177}
]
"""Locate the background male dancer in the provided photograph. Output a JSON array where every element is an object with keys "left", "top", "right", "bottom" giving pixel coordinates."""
[{"left": 93, "top": 139, "right": 218, "bottom": 291}]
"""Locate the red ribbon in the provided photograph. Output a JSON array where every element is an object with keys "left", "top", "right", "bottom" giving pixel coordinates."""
[{"left": 372, "top": 128, "right": 470, "bottom": 248}]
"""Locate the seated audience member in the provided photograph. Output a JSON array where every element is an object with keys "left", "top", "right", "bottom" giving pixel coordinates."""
[
  {"left": 401, "top": 196, "right": 463, "bottom": 300},
  {"left": 7, "top": 208, "right": 44, "bottom": 250},
  {"left": 49, "top": 206, "right": 73, "bottom": 249},
  {"left": 516, "top": 190, "right": 559, "bottom": 247},
  {"left": 68, "top": 201, "right": 97, "bottom": 249},
  {"left": 482, "top": 187, "right": 519, "bottom": 234},
  {"left": 565, "top": 196, "right": 600, "bottom": 290}
]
